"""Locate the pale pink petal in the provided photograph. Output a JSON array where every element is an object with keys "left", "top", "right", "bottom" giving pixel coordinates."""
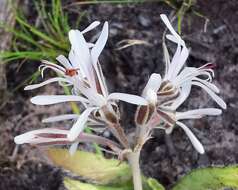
[
  {"left": 42, "top": 114, "right": 79, "bottom": 123},
  {"left": 31, "top": 95, "right": 89, "bottom": 105},
  {"left": 170, "top": 82, "right": 191, "bottom": 110},
  {"left": 192, "top": 81, "right": 227, "bottom": 109},
  {"left": 171, "top": 45, "right": 189, "bottom": 79},
  {"left": 166, "top": 34, "right": 186, "bottom": 47},
  {"left": 68, "top": 30, "right": 95, "bottom": 88},
  {"left": 56, "top": 55, "right": 73, "bottom": 69},
  {"left": 163, "top": 41, "right": 170, "bottom": 75},
  {"left": 107, "top": 93, "right": 148, "bottom": 105},
  {"left": 14, "top": 128, "right": 68, "bottom": 144},
  {"left": 167, "top": 44, "right": 181, "bottom": 80},
  {"left": 194, "top": 77, "right": 220, "bottom": 93},
  {"left": 176, "top": 121, "right": 205, "bottom": 154},
  {"left": 41, "top": 60, "right": 66, "bottom": 71},
  {"left": 143, "top": 73, "right": 162, "bottom": 96},
  {"left": 91, "top": 22, "right": 108, "bottom": 66},
  {"left": 24, "top": 77, "right": 70, "bottom": 90},
  {"left": 40, "top": 65, "right": 65, "bottom": 76},
  {"left": 176, "top": 108, "right": 222, "bottom": 120},
  {"left": 91, "top": 22, "right": 109, "bottom": 96},
  {"left": 81, "top": 21, "right": 100, "bottom": 34},
  {"left": 160, "top": 14, "right": 182, "bottom": 43},
  {"left": 67, "top": 107, "right": 98, "bottom": 141},
  {"left": 69, "top": 141, "right": 80, "bottom": 155}
]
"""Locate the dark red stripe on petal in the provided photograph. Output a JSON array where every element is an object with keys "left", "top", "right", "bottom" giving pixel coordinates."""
[
  {"left": 37, "top": 140, "right": 70, "bottom": 146},
  {"left": 37, "top": 133, "right": 67, "bottom": 138},
  {"left": 202, "top": 63, "right": 216, "bottom": 69}
]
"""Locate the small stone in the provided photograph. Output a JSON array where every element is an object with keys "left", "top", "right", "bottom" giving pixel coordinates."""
[
  {"left": 103, "top": 130, "right": 111, "bottom": 138},
  {"left": 138, "top": 15, "right": 151, "bottom": 27}
]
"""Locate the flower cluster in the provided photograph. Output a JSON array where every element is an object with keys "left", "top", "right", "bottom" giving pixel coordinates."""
[
  {"left": 15, "top": 14, "right": 226, "bottom": 156},
  {"left": 15, "top": 21, "right": 147, "bottom": 155},
  {"left": 134, "top": 14, "right": 226, "bottom": 154}
]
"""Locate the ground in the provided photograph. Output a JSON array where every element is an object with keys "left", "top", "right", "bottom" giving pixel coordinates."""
[{"left": 0, "top": 0, "right": 237, "bottom": 189}]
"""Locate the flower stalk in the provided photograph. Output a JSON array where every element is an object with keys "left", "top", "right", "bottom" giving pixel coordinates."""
[{"left": 127, "top": 151, "right": 142, "bottom": 190}]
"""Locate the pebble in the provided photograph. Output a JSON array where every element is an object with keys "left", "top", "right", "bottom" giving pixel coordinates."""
[{"left": 138, "top": 14, "right": 151, "bottom": 27}]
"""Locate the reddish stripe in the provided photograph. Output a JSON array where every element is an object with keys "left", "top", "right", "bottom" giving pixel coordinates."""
[
  {"left": 37, "top": 140, "right": 70, "bottom": 146},
  {"left": 37, "top": 133, "right": 67, "bottom": 138}
]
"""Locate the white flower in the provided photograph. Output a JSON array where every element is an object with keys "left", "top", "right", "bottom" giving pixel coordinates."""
[
  {"left": 135, "top": 14, "right": 227, "bottom": 154},
  {"left": 137, "top": 15, "right": 226, "bottom": 124},
  {"left": 24, "top": 21, "right": 102, "bottom": 91},
  {"left": 160, "top": 14, "right": 226, "bottom": 110},
  {"left": 23, "top": 21, "right": 148, "bottom": 143}
]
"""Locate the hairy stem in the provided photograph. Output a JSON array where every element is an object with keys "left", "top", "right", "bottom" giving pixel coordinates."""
[{"left": 127, "top": 151, "right": 143, "bottom": 190}]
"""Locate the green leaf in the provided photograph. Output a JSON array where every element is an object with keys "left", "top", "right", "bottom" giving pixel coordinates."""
[
  {"left": 48, "top": 148, "right": 165, "bottom": 190},
  {"left": 147, "top": 178, "right": 165, "bottom": 190},
  {"left": 172, "top": 166, "right": 238, "bottom": 190},
  {"left": 47, "top": 148, "right": 132, "bottom": 185},
  {"left": 64, "top": 177, "right": 165, "bottom": 190},
  {"left": 64, "top": 178, "right": 133, "bottom": 190}
]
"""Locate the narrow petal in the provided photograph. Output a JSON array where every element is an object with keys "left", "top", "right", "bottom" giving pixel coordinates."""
[
  {"left": 176, "top": 121, "right": 205, "bottom": 154},
  {"left": 42, "top": 114, "right": 79, "bottom": 123},
  {"left": 163, "top": 41, "right": 170, "bottom": 76},
  {"left": 173, "top": 67, "right": 196, "bottom": 85},
  {"left": 176, "top": 108, "right": 222, "bottom": 120},
  {"left": 67, "top": 107, "right": 97, "bottom": 141},
  {"left": 144, "top": 89, "right": 157, "bottom": 104},
  {"left": 14, "top": 132, "right": 35, "bottom": 144},
  {"left": 143, "top": 73, "right": 162, "bottom": 96},
  {"left": 185, "top": 108, "right": 222, "bottom": 116},
  {"left": 160, "top": 14, "right": 182, "bottom": 42},
  {"left": 68, "top": 30, "right": 95, "bottom": 88},
  {"left": 81, "top": 21, "right": 100, "bottom": 34},
  {"left": 166, "top": 34, "right": 185, "bottom": 47},
  {"left": 107, "top": 93, "right": 148, "bottom": 105},
  {"left": 31, "top": 95, "right": 89, "bottom": 105},
  {"left": 90, "top": 22, "right": 108, "bottom": 96},
  {"left": 14, "top": 128, "right": 68, "bottom": 144},
  {"left": 170, "top": 81, "right": 191, "bottom": 110},
  {"left": 69, "top": 141, "right": 80, "bottom": 155},
  {"left": 96, "top": 62, "right": 109, "bottom": 97},
  {"left": 174, "top": 67, "right": 213, "bottom": 86},
  {"left": 24, "top": 77, "right": 70, "bottom": 90},
  {"left": 56, "top": 55, "right": 73, "bottom": 69},
  {"left": 194, "top": 77, "right": 220, "bottom": 93},
  {"left": 40, "top": 65, "right": 65, "bottom": 76},
  {"left": 171, "top": 45, "right": 189, "bottom": 79},
  {"left": 41, "top": 60, "right": 66, "bottom": 72},
  {"left": 167, "top": 44, "right": 181, "bottom": 80},
  {"left": 192, "top": 81, "right": 227, "bottom": 109},
  {"left": 91, "top": 22, "right": 108, "bottom": 65}
]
